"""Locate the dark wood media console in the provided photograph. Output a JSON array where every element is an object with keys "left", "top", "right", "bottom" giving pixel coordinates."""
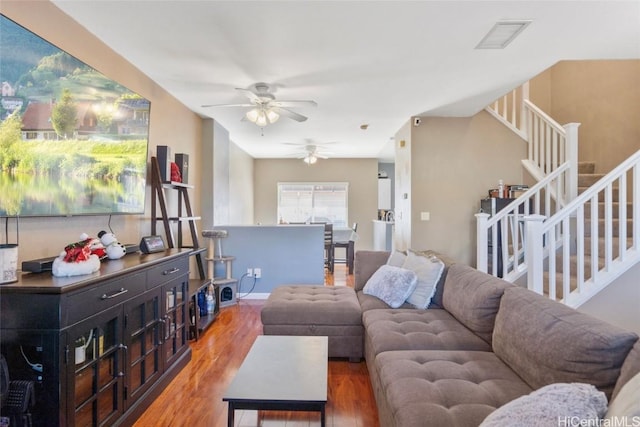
[{"left": 0, "top": 249, "right": 193, "bottom": 426}]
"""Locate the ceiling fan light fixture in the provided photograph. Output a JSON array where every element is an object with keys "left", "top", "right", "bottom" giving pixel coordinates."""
[
  {"left": 245, "top": 108, "right": 259, "bottom": 122},
  {"left": 303, "top": 154, "right": 317, "bottom": 164},
  {"left": 255, "top": 110, "right": 268, "bottom": 127},
  {"left": 266, "top": 109, "right": 280, "bottom": 124}
]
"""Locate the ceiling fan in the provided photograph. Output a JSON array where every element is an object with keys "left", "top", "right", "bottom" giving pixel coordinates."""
[
  {"left": 202, "top": 82, "right": 317, "bottom": 127},
  {"left": 284, "top": 140, "right": 335, "bottom": 164}
]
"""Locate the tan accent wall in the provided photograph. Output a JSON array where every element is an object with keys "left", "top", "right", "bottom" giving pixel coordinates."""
[
  {"left": 253, "top": 159, "right": 378, "bottom": 250},
  {"left": 530, "top": 60, "right": 640, "bottom": 173},
  {"left": 3, "top": 2, "right": 202, "bottom": 263},
  {"left": 404, "top": 111, "right": 526, "bottom": 265}
]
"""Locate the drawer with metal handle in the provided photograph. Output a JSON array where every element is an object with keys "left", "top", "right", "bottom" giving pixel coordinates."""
[
  {"left": 146, "top": 256, "right": 189, "bottom": 289},
  {"left": 64, "top": 271, "right": 146, "bottom": 327}
]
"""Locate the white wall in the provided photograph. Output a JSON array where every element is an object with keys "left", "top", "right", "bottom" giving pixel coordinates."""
[
  {"left": 201, "top": 119, "right": 230, "bottom": 228},
  {"left": 201, "top": 119, "right": 254, "bottom": 228},
  {"left": 394, "top": 121, "right": 412, "bottom": 251},
  {"left": 228, "top": 142, "right": 255, "bottom": 225},
  {"left": 578, "top": 264, "right": 640, "bottom": 335}
]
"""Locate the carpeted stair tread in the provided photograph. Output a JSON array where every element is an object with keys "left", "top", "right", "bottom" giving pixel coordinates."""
[
  {"left": 583, "top": 236, "right": 633, "bottom": 256},
  {"left": 578, "top": 162, "right": 596, "bottom": 174},
  {"left": 584, "top": 201, "right": 633, "bottom": 218},
  {"left": 583, "top": 218, "right": 633, "bottom": 237},
  {"left": 578, "top": 173, "right": 605, "bottom": 187}
]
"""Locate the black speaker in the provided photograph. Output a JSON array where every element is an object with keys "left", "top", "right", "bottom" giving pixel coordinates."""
[
  {"left": 156, "top": 145, "right": 171, "bottom": 182},
  {"left": 175, "top": 153, "right": 189, "bottom": 184}
]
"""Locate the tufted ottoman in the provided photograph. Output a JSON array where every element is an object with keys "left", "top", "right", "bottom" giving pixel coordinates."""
[{"left": 261, "top": 285, "right": 364, "bottom": 362}]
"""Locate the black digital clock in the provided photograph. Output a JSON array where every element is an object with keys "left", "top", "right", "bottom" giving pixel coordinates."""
[{"left": 139, "top": 235, "right": 166, "bottom": 254}]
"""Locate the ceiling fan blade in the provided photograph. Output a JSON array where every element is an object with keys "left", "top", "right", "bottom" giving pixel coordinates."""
[
  {"left": 235, "top": 88, "right": 261, "bottom": 104},
  {"left": 201, "top": 103, "right": 254, "bottom": 108},
  {"left": 271, "top": 100, "right": 317, "bottom": 108},
  {"left": 272, "top": 107, "right": 308, "bottom": 122}
]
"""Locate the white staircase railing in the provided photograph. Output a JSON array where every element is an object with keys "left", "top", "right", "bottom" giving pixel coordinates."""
[
  {"left": 485, "top": 83, "right": 580, "bottom": 200},
  {"left": 486, "top": 83, "right": 529, "bottom": 139},
  {"left": 476, "top": 163, "right": 570, "bottom": 281},
  {"left": 523, "top": 102, "right": 580, "bottom": 202},
  {"left": 525, "top": 149, "right": 640, "bottom": 308},
  {"left": 480, "top": 83, "right": 580, "bottom": 281},
  {"left": 484, "top": 82, "right": 639, "bottom": 308}
]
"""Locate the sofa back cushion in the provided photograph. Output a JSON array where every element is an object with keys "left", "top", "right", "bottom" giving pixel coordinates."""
[
  {"left": 493, "top": 287, "right": 639, "bottom": 399},
  {"left": 441, "top": 264, "right": 513, "bottom": 344},
  {"left": 354, "top": 250, "right": 390, "bottom": 291}
]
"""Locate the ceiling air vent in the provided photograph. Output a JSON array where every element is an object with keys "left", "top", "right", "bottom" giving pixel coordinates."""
[{"left": 476, "top": 20, "right": 532, "bottom": 49}]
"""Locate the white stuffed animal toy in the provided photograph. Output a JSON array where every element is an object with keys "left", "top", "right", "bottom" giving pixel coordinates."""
[{"left": 98, "top": 230, "right": 127, "bottom": 260}]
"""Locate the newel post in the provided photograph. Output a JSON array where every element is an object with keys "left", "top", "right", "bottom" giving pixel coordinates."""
[
  {"left": 475, "top": 213, "right": 490, "bottom": 273},
  {"left": 525, "top": 214, "right": 546, "bottom": 295},
  {"left": 564, "top": 123, "right": 581, "bottom": 203}
]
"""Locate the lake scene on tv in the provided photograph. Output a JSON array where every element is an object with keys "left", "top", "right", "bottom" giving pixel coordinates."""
[{"left": 0, "top": 15, "right": 149, "bottom": 217}]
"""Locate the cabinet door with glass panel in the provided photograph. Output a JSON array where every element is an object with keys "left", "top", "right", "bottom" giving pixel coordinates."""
[
  {"left": 65, "top": 305, "right": 125, "bottom": 427},
  {"left": 162, "top": 275, "right": 189, "bottom": 367},
  {"left": 122, "top": 288, "right": 163, "bottom": 409}
]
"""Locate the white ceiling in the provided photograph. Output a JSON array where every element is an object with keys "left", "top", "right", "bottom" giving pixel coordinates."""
[{"left": 52, "top": 1, "right": 640, "bottom": 161}]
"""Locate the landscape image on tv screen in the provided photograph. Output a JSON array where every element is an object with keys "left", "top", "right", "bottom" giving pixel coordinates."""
[{"left": 0, "top": 15, "right": 150, "bottom": 217}]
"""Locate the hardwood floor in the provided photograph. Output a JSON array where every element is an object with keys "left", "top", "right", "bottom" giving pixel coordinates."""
[{"left": 133, "top": 265, "right": 379, "bottom": 427}]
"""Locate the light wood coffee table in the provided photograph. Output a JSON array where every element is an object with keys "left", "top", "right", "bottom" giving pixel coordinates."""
[{"left": 223, "top": 335, "right": 328, "bottom": 427}]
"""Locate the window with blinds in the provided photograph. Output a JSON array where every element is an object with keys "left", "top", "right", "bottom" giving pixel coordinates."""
[{"left": 277, "top": 182, "right": 348, "bottom": 226}]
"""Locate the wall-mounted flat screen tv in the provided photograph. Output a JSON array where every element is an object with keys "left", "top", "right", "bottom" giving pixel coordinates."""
[{"left": 0, "top": 15, "right": 150, "bottom": 217}]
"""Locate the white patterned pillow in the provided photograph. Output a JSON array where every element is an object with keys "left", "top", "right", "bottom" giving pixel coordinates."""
[
  {"left": 480, "top": 383, "right": 607, "bottom": 427},
  {"left": 606, "top": 372, "right": 640, "bottom": 421},
  {"left": 363, "top": 265, "right": 417, "bottom": 308},
  {"left": 403, "top": 251, "right": 445, "bottom": 309}
]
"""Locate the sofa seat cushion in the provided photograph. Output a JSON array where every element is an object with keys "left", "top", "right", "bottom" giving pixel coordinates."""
[
  {"left": 363, "top": 309, "right": 492, "bottom": 358},
  {"left": 375, "top": 350, "right": 533, "bottom": 427},
  {"left": 493, "top": 287, "right": 639, "bottom": 400},
  {"left": 442, "top": 264, "right": 514, "bottom": 345},
  {"left": 261, "top": 285, "right": 361, "bottom": 326}
]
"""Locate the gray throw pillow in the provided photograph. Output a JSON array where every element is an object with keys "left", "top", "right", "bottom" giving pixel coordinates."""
[
  {"left": 480, "top": 383, "right": 607, "bottom": 427},
  {"left": 363, "top": 264, "right": 417, "bottom": 308}
]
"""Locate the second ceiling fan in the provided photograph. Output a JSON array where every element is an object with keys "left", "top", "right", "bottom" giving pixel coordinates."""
[
  {"left": 202, "top": 82, "right": 317, "bottom": 127},
  {"left": 284, "top": 140, "right": 335, "bottom": 164}
]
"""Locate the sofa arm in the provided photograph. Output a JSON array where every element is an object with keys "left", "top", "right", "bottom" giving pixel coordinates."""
[{"left": 354, "top": 250, "right": 389, "bottom": 291}]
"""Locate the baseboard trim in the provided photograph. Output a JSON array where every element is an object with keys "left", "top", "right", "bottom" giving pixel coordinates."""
[{"left": 238, "top": 292, "right": 270, "bottom": 300}]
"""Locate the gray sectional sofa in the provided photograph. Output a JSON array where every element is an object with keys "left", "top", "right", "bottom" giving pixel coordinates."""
[{"left": 353, "top": 250, "right": 640, "bottom": 427}]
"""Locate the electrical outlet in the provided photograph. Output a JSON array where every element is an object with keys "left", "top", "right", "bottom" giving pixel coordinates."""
[
  {"left": 246, "top": 268, "right": 253, "bottom": 277},
  {"left": 254, "top": 268, "right": 261, "bottom": 279}
]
